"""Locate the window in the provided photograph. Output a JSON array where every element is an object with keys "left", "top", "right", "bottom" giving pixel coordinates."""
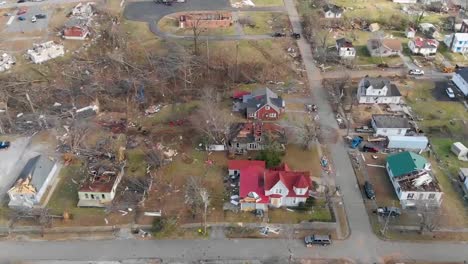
[
  {"left": 276, "top": 189, "right": 282, "bottom": 194},
  {"left": 269, "top": 113, "right": 276, "bottom": 118},
  {"left": 85, "top": 193, "right": 89, "bottom": 199},
  {"left": 236, "top": 143, "right": 240, "bottom": 148},
  {"left": 397, "top": 187, "right": 401, "bottom": 193},
  {"left": 91, "top": 194, "right": 95, "bottom": 199},
  {"left": 265, "top": 106, "right": 270, "bottom": 110},
  {"left": 407, "top": 193, "right": 415, "bottom": 199},
  {"left": 428, "top": 193, "right": 436, "bottom": 199},
  {"left": 102, "top": 194, "right": 105, "bottom": 199}
]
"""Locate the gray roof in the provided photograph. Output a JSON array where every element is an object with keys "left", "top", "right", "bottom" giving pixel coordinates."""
[
  {"left": 336, "top": 38, "right": 353, "bottom": 48},
  {"left": 323, "top": 4, "right": 343, "bottom": 14},
  {"left": 455, "top": 67, "right": 468, "bottom": 82},
  {"left": 64, "top": 17, "right": 89, "bottom": 28},
  {"left": 358, "top": 77, "right": 401, "bottom": 97},
  {"left": 372, "top": 114, "right": 411, "bottom": 129},
  {"left": 240, "top": 87, "right": 283, "bottom": 114},
  {"left": 16, "top": 155, "right": 56, "bottom": 190}
]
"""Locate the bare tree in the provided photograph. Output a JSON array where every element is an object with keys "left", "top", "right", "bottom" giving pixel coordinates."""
[
  {"left": 67, "top": 124, "right": 90, "bottom": 153},
  {"left": 418, "top": 205, "right": 442, "bottom": 235},
  {"left": 190, "top": 87, "right": 233, "bottom": 145},
  {"left": 289, "top": 116, "right": 319, "bottom": 150},
  {"left": 190, "top": 17, "right": 205, "bottom": 55},
  {"left": 184, "top": 176, "right": 210, "bottom": 233}
]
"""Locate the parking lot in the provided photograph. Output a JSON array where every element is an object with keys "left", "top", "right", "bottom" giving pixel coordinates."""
[
  {"left": 0, "top": 137, "right": 31, "bottom": 202},
  {"left": 4, "top": 5, "right": 50, "bottom": 33}
]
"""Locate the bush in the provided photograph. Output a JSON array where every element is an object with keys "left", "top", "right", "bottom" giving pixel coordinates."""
[
  {"left": 152, "top": 218, "right": 165, "bottom": 233},
  {"left": 256, "top": 148, "right": 283, "bottom": 168}
]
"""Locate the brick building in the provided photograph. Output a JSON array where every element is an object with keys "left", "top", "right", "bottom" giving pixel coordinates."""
[{"left": 179, "top": 12, "right": 232, "bottom": 29}]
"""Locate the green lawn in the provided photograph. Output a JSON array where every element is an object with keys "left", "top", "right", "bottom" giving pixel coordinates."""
[
  {"left": 354, "top": 46, "right": 403, "bottom": 66},
  {"left": 239, "top": 12, "right": 289, "bottom": 35},
  {"left": 47, "top": 164, "right": 105, "bottom": 224},
  {"left": 157, "top": 16, "right": 236, "bottom": 36},
  {"left": 438, "top": 44, "right": 468, "bottom": 64},
  {"left": 126, "top": 148, "right": 148, "bottom": 178},
  {"left": 231, "top": 0, "right": 284, "bottom": 7},
  {"left": 268, "top": 201, "right": 332, "bottom": 223}
]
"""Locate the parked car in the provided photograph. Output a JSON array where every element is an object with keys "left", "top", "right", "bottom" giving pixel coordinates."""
[
  {"left": 18, "top": 16, "right": 26, "bottom": 21},
  {"left": 272, "top": 32, "right": 286, "bottom": 37},
  {"left": 17, "top": 7, "right": 27, "bottom": 15},
  {"left": 408, "top": 69, "right": 424, "bottom": 75},
  {"left": 31, "top": 16, "right": 36, "bottom": 22},
  {"left": 373, "top": 207, "right": 401, "bottom": 217},
  {"left": 350, "top": 136, "right": 363, "bottom": 149},
  {"left": 291, "top": 33, "right": 301, "bottom": 39},
  {"left": 446, "top": 87, "right": 455, "bottom": 99},
  {"left": 362, "top": 145, "right": 379, "bottom": 153},
  {"left": 17, "top": 0, "right": 26, "bottom": 3},
  {"left": 304, "top": 234, "right": 331, "bottom": 247},
  {"left": 0, "top": 141, "right": 11, "bottom": 150},
  {"left": 364, "top": 181, "right": 376, "bottom": 200},
  {"left": 3, "top": 13, "right": 12, "bottom": 16},
  {"left": 35, "top": 14, "right": 47, "bottom": 19}
]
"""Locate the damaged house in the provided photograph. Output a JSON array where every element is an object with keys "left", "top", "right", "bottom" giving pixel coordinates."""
[
  {"left": 63, "top": 18, "right": 90, "bottom": 40},
  {"left": 228, "top": 160, "right": 313, "bottom": 211},
  {"left": 71, "top": 2, "right": 94, "bottom": 19},
  {"left": 233, "top": 88, "right": 285, "bottom": 120},
  {"left": 77, "top": 163, "right": 124, "bottom": 208},
  {"left": 27, "top": 41, "right": 65, "bottom": 64},
  {"left": 357, "top": 76, "right": 402, "bottom": 104},
  {"left": 386, "top": 151, "right": 442, "bottom": 208},
  {"left": 0, "top": 53, "right": 16, "bottom": 72},
  {"left": 228, "top": 122, "right": 285, "bottom": 154},
  {"left": 8, "top": 155, "right": 59, "bottom": 208}
]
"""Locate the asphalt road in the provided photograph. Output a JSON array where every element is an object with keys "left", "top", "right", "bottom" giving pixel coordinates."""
[{"left": 124, "top": 0, "right": 284, "bottom": 40}]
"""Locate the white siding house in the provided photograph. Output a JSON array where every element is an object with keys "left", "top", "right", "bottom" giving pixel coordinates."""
[
  {"left": 444, "top": 33, "right": 468, "bottom": 53},
  {"left": 323, "top": 4, "right": 343, "bottom": 18},
  {"left": 371, "top": 114, "right": 411, "bottom": 137},
  {"left": 357, "top": 77, "right": 402, "bottom": 104},
  {"left": 452, "top": 67, "right": 468, "bottom": 96},
  {"left": 408, "top": 37, "right": 438, "bottom": 56},
  {"left": 336, "top": 38, "right": 356, "bottom": 58},
  {"left": 386, "top": 152, "right": 443, "bottom": 208}
]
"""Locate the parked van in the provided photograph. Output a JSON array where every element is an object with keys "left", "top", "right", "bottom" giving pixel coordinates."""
[{"left": 304, "top": 234, "right": 331, "bottom": 247}]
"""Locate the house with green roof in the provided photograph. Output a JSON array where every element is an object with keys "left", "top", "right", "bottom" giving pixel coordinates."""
[{"left": 385, "top": 151, "right": 442, "bottom": 208}]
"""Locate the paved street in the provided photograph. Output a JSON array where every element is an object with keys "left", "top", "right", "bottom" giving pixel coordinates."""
[
  {"left": 124, "top": 0, "right": 284, "bottom": 40},
  {"left": 0, "top": 1, "right": 466, "bottom": 263}
]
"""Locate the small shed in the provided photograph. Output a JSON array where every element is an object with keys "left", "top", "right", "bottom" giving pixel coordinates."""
[
  {"left": 387, "top": 136, "right": 428, "bottom": 150},
  {"left": 406, "top": 27, "right": 416, "bottom": 38},
  {"left": 459, "top": 168, "right": 468, "bottom": 197},
  {"left": 451, "top": 142, "right": 468, "bottom": 161},
  {"left": 369, "top": 23, "right": 380, "bottom": 32}
]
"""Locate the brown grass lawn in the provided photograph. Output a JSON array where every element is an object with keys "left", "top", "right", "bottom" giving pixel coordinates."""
[{"left": 283, "top": 144, "right": 322, "bottom": 174}]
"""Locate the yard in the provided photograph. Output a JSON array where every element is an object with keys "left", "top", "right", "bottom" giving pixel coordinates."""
[
  {"left": 239, "top": 12, "right": 290, "bottom": 35},
  {"left": 157, "top": 15, "right": 236, "bottom": 36},
  {"left": 231, "top": 0, "right": 284, "bottom": 7}
]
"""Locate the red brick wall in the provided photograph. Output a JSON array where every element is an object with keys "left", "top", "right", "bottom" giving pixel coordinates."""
[{"left": 255, "top": 105, "right": 280, "bottom": 120}]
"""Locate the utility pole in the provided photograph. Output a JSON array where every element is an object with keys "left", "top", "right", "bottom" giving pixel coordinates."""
[
  {"left": 235, "top": 41, "right": 239, "bottom": 81},
  {"left": 206, "top": 38, "right": 210, "bottom": 78}
]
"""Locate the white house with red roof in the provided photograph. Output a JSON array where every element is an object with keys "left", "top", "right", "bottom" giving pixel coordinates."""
[
  {"left": 408, "top": 37, "right": 438, "bottom": 56},
  {"left": 228, "top": 160, "right": 312, "bottom": 211}
]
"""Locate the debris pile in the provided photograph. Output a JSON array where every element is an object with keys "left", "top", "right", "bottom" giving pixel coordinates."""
[
  {"left": 0, "top": 53, "right": 15, "bottom": 72},
  {"left": 63, "top": 2, "right": 95, "bottom": 40},
  {"left": 27, "top": 41, "right": 65, "bottom": 64},
  {"left": 231, "top": 0, "right": 255, "bottom": 8}
]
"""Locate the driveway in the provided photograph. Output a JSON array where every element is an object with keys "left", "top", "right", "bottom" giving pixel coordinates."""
[{"left": 124, "top": 0, "right": 285, "bottom": 40}]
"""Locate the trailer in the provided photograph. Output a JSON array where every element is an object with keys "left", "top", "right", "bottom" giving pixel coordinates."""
[{"left": 387, "top": 136, "right": 428, "bottom": 150}]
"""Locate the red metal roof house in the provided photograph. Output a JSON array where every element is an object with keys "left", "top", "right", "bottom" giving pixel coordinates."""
[{"left": 228, "top": 160, "right": 312, "bottom": 211}]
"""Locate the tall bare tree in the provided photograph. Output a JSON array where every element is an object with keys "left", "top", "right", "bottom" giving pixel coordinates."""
[
  {"left": 190, "top": 87, "right": 233, "bottom": 145},
  {"left": 184, "top": 176, "right": 211, "bottom": 234}
]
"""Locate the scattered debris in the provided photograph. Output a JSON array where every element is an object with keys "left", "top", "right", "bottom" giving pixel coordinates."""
[
  {"left": 0, "top": 53, "right": 16, "bottom": 72},
  {"left": 231, "top": 0, "right": 255, "bottom": 8},
  {"left": 144, "top": 104, "right": 162, "bottom": 115},
  {"left": 27, "top": 41, "right": 65, "bottom": 64}
]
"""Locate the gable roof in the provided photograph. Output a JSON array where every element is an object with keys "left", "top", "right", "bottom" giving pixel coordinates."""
[
  {"left": 387, "top": 151, "right": 428, "bottom": 177},
  {"left": 242, "top": 87, "right": 284, "bottom": 115},
  {"left": 382, "top": 39, "right": 403, "bottom": 51},
  {"left": 238, "top": 165, "right": 268, "bottom": 203},
  {"left": 228, "top": 122, "right": 285, "bottom": 144},
  {"left": 228, "top": 160, "right": 266, "bottom": 171},
  {"left": 264, "top": 170, "right": 311, "bottom": 197},
  {"left": 372, "top": 114, "right": 410, "bottom": 129},
  {"left": 323, "top": 4, "right": 343, "bottom": 14},
  {"left": 336, "top": 38, "right": 354, "bottom": 48},
  {"left": 14, "top": 155, "right": 56, "bottom": 191},
  {"left": 363, "top": 77, "right": 391, "bottom": 90},
  {"left": 412, "top": 37, "right": 439, "bottom": 49},
  {"left": 455, "top": 67, "right": 468, "bottom": 82}
]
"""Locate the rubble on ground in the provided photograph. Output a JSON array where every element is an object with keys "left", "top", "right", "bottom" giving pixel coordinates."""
[
  {"left": 0, "top": 53, "right": 16, "bottom": 72},
  {"left": 27, "top": 41, "right": 65, "bottom": 64}
]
